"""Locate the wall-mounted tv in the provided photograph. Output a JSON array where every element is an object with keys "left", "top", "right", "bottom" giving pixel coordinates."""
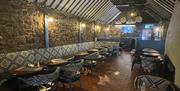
[
  {"left": 120, "top": 25, "right": 135, "bottom": 33},
  {"left": 144, "top": 24, "right": 154, "bottom": 29}
]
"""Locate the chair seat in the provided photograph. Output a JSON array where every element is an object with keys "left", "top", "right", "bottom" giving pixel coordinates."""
[
  {"left": 0, "top": 86, "right": 14, "bottom": 91},
  {"left": 59, "top": 74, "right": 81, "bottom": 83},
  {"left": 134, "top": 75, "right": 173, "bottom": 90}
]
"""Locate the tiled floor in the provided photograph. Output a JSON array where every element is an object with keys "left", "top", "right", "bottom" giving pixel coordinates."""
[{"left": 57, "top": 52, "right": 141, "bottom": 91}]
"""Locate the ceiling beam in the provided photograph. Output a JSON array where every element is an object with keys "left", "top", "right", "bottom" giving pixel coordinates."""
[
  {"left": 89, "top": 0, "right": 109, "bottom": 20},
  {"left": 87, "top": 0, "right": 107, "bottom": 19}
]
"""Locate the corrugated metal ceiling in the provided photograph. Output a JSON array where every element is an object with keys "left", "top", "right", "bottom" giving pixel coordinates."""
[
  {"left": 28, "top": 0, "right": 121, "bottom": 24},
  {"left": 111, "top": 0, "right": 176, "bottom": 22}
]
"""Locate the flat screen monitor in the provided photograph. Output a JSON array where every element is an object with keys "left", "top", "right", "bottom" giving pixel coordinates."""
[{"left": 121, "top": 26, "right": 134, "bottom": 33}]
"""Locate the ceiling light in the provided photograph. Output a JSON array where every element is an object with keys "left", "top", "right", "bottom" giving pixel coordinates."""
[{"left": 130, "top": 12, "right": 135, "bottom": 17}]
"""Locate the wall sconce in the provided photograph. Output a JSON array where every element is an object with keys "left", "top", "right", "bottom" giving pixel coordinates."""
[
  {"left": 96, "top": 26, "right": 100, "bottom": 30},
  {"left": 105, "top": 28, "right": 110, "bottom": 32},
  {"left": 48, "top": 17, "right": 54, "bottom": 23},
  {"left": 155, "top": 27, "right": 160, "bottom": 32},
  {"left": 81, "top": 23, "right": 86, "bottom": 28}
]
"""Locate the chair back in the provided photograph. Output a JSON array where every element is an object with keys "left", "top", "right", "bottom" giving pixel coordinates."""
[
  {"left": 60, "top": 60, "right": 83, "bottom": 78},
  {"left": 134, "top": 75, "right": 174, "bottom": 91},
  {"left": 0, "top": 72, "right": 14, "bottom": 86},
  {"left": 163, "top": 55, "right": 175, "bottom": 82},
  {"left": 166, "top": 84, "right": 179, "bottom": 91}
]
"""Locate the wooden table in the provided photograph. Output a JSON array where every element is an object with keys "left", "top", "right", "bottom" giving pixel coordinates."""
[
  {"left": 11, "top": 58, "right": 68, "bottom": 77},
  {"left": 84, "top": 53, "right": 102, "bottom": 60},
  {"left": 10, "top": 66, "right": 43, "bottom": 77},
  {"left": 142, "top": 52, "right": 160, "bottom": 57},
  {"left": 42, "top": 58, "right": 68, "bottom": 66},
  {"left": 87, "top": 49, "right": 99, "bottom": 54},
  {"left": 94, "top": 47, "right": 104, "bottom": 50},
  {"left": 74, "top": 52, "right": 89, "bottom": 60},
  {"left": 142, "top": 48, "right": 159, "bottom": 53}
]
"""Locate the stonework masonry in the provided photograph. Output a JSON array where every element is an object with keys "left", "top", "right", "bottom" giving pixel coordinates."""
[{"left": 0, "top": 0, "right": 120, "bottom": 53}]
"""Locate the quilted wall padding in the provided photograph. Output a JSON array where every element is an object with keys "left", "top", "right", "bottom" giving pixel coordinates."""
[{"left": 0, "top": 41, "right": 119, "bottom": 72}]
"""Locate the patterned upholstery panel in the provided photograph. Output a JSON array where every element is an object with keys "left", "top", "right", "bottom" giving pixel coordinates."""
[
  {"left": 0, "top": 42, "right": 95, "bottom": 72},
  {"left": 0, "top": 41, "right": 118, "bottom": 72},
  {"left": 94, "top": 41, "right": 119, "bottom": 47},
  {"left": 78, "top": 42, "right": 94, "bottom": 52},
  {"left": 0, "top": 50, "right": 35, "bottom": 72}
]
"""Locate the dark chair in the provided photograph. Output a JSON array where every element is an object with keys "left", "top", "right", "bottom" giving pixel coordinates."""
[
  {"left": 83, "top": 53, "right": 100, "bottom": 75},
  {"left": 0, "top": 72, "right": 15, "bottom": 91},
  {"left": 134, "top": 75, "right": 179, "bottom": 91},
  {"left": 131, "top": 51, "right": 142, "bottom": 70},
  {"left": 58, "top": 60, "right": 83, "bottom": 90},
  {"left": 161, "top": 55, "right": 175, "bottom": 82},
  {"left": 19, "top": 67, "right": 59, "bottom": 91}
]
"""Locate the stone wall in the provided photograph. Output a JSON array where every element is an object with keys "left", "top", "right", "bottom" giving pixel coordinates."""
[
  {"left": 0, "top": 0, "right": 119, "bottom": 53},
  {"left": 95, "top": 24, "right": 120, "bottom": 38},
  {"left": 0, "top": 0, "right": 44, "bottom": 53},
  {"left": 0, "top": 0, "right": 96, "bottom": 53},
  {"left": 165, "top": 0, "right": 180, "bottom": 87},
  {"left": 81, "top": 21, "right": 95, "bottom": 42},
  {"left": 48, "top": 9, "right": 80, "bottom": 46}
]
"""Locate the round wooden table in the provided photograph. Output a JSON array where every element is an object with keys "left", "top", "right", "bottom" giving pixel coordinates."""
[
  {"left": 94, "top": 47, "right": 104, "bottom": 50},
  {"left": 42, "top": 58, "right": 69, "bottom": 66},
  {"left": 87, "top": 49, "right": 99, "bottom": 54},
  {"left": 142, "top": 52, "right": 160, "bottom": 57},
  {"left": 74, "top": 52, "right": 89, "bottom": 60},
  {"left": 142, "top": 48, "right": 159, "bottom": 53},
  {"left": 10, "top": 66, "right": 43, "bottom": 77}
]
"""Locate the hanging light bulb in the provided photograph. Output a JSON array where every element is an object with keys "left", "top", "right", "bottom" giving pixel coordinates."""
[
  {"left": 130, "top": 12, "right": 135, "bottom": 17},
  {"left": 120, "top": 17, "right": 127, "bottom": 23},
  {"left": 136, "top": 16, "right": 143, "bottom": 23}
]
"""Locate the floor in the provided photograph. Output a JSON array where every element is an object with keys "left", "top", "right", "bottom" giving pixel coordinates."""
[{"left": 57, "top": 52, "right": 142, "bottom": 91}]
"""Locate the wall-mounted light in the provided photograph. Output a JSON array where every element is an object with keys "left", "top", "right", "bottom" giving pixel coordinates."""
[
  {"left": 105, "top": 28, "right": 110, "bottom": 32},
  {"left": 48, "top": 17, "right": 54, "bottom": 23},
  {"left": 96, "top": 26, "right": 100, "bottom": 30},
  {"left": 81, "top": 23, "right": 86, "bottom": 28},
  {"left": 155, "top": 27, "right": 160, "bottom": 32}
]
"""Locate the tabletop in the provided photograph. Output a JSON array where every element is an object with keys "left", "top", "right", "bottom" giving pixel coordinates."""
[
  {"left": 42, "top": 58, "right": 68, "bottom": 66},
  {"left": 75, "top": 52, "right": 89, "bottom": 56},
  {"left": 84, "top": 53, "right": 102, "bottom": 60},
  {"left": 87, "top": 49, "right": 99, "bottom": 53},
  {"left": 10, "top": 66, "right": 43, "bottom": 77},
  {"left": 94, "top": 47, "right": 104, "bottom": 50},
  {"left": 10, "top": 58, "right": 68, "bottom": 77},
  {"left": 142, "top": 52, "right": 160, "bottom": 57},
  {"left": 142, "top": 48, "right": 159, "bottom": 53}
]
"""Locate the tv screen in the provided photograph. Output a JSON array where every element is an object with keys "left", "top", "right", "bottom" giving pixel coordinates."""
[
  {"left": 144, "top": 24, "right": 154, "bottom": 29},
  {"left": 121, "top": 26, "right": 134, "bottom": 33}
]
